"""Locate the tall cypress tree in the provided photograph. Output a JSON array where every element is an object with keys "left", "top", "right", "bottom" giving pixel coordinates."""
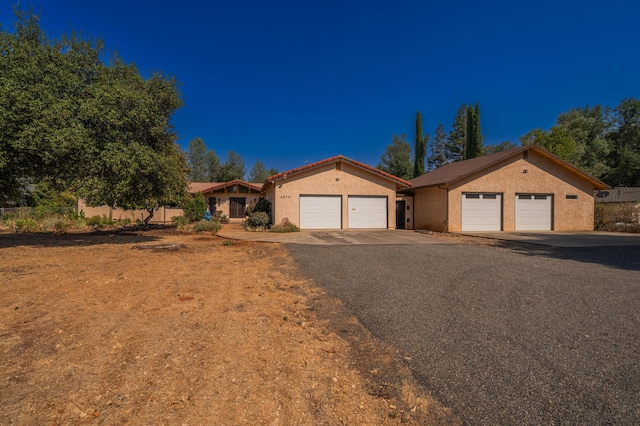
[
  {"left": 464, "top": 103, "right": 483, "bottom": 159},
  {"left": 413, "top": 111, "right": 426, "bottom": 178},
  {"left": 474, "top": 103, "right": 483, "bottom": 157}
]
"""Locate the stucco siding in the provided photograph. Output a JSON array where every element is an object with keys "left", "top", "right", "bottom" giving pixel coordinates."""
[
  {"left": 266, "top": 162, "right": 398, "bottom": 229},
  {"left": 413, "top": 186, "right": 448, "bottom": 231},
  {"left": 446, "top": 151, "right": 596, "bottom": 231}
]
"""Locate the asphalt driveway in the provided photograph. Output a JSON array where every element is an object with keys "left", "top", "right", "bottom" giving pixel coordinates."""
[
  {"left": 288, "top": 242, "right": 640, "bottom": 424},
  {"left": 460, "top": 231, "right": 640, "bottom": 247}
]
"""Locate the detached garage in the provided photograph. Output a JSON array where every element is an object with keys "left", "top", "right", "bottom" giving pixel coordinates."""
[
  {"left": 406, "top": 145, "right": 609, "bottom": 232},
  {"left": 263, "top": 156, "right": 411, "bottom": 229}
]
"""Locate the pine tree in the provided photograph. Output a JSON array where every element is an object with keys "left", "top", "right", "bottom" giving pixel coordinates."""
[
  {"left": 445, "top": 104, "right": 466, "bottom": 162},
  {"left": 413, "top": 111, "right": 427, "bottom": 178},
  {"left": 427, "top": 123, "right": 448, "bottom": 170},
  {"left": 464, "top": 103, "right": 483, "bottom": 159},
  {"left": 474, "top": 102, "right": 483, "bottom": 156}
]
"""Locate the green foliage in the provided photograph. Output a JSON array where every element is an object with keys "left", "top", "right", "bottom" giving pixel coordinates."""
[
  {"left": 171, "top": 215, "right": 190, "bottom": 229},
  {"left": 13, "top": 218, "right": 39, "bottom": 232},
  {"left": 594, "top": 203, "right": 639, "bottom": 232},
  {"left": 86, "top": 215, "right": 112, "bottom": 227},
  {"left": 484, "top": 141, "right": 518, "bottom": 155},
  {"left": 187, "top": 137, "right": 208, "bottom": 181},
  {"left": 219, "top": 150, "right": 246, "bottom": 181},
  {"left": 184, "top": 193, "right": 207, "bottom": 222},
  {"left": 0, "top": 6, "right": 188, "bottom": 220},
  {"left": 428, "top": 123, "right": 448, "bottom": 170},
  {"left": 520, "top": 127, "right": 576, "bottom": 162},
  {"left": 413, "top": 111, "right": 427, "bottom": 178},
  {"left": 246, "top": 211, "right": 270, "bottom": 230},
  {"left": 270, "top": 221, "right": 300, "bottom": 232},
  {"left": 445, "top": 104, "right": 467, "bottom": 163},
  {"left": 378, "top": 134, "right": 413, "bottom": 181},
  {"left": 223, "top": 239, "right": 232, "bottom": 246},
  {"left": 193, "top": 220, "right": 222, "bottom": 233},
  {"left": 248, "top": 161, "right": 271, "bottom": 183},
  {"left": 464, "top": 103, "right": 483, "bottom": 159},
  {"left": 246, "top": 198, "right": 272, "bottom": 218}
]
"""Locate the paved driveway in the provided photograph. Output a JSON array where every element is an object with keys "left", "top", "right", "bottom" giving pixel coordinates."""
[
  {"left": 288, "top": 242, "right": 640, "bottom": 424},
  {"left": 460, "top": 231, "right": 640, "bottom": 247}
]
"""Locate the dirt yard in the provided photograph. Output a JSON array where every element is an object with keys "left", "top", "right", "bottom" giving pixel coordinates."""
[{"left": 0, "top": 227, "right": 460, "bottom": 425}]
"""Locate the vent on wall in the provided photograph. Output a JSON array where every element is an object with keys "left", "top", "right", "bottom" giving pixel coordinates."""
[{"left": 566, "top": 194, "right": 578, "bottom": 199}]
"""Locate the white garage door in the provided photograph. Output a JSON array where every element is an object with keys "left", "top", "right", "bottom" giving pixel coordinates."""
[
  {"left": 515, "top": 194, "right": 552, "bottom": 230},
  {"left": 348, "top": 196, "right": 387, "bottom": 229},
  {"left": 462, "top": 193, "right": 502, "bottom": 231},
  {"left": 299, "top": 196, "right": 341, "bottom": 229}
]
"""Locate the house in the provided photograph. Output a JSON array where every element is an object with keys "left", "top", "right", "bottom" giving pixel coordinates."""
[
  {"left": 405, "top": 145, "right": 609, "bottom": 232},
  {"left": 261, "top": 155, "right": 413, "bottom": 229},
  {"left": 189, "top": 180, "right": 262, "bottom": 220}
]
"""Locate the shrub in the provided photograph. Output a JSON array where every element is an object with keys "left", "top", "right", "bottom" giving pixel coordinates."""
[
  {"left": 86, "top": 214, "right": 112, "bottom": 227},
  {"left": 246, "top": 198, "right": 272, "bottom": 218},
  {"left": 270, "top": 221, "right": 300, "bottom": 233},
  {"left": 246, "top": 211, "right": 270, "bottom": 230},
  {"left": 184, "top": 193, "right": 207, "bottom": 222},
  {"left": 14, "top": 218, "right": 39, "bottom": 232},
  {"left": 193, "top": 220, "right": 222, "bottom": 233},
  {"left": 172, "top": 215, "right": 189, "bottom": 229}
]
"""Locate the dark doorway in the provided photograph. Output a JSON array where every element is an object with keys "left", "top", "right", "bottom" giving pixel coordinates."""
[
  {"left": 208, "top": 197, "right": 217, "bottom": 214},
  {"left": 229, "top": 197, "right": 246, "bottom": 218},
  {"left": 396, "top": 201, "right": 406, "bottom": 229}
]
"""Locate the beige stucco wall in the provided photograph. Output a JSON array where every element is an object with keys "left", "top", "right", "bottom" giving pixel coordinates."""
[
  {"left": 203, "top": 193, "right": 263, "bottom": 218},
  {"left": 77, "top": 199, "right": 183, "bottom": 223},
  {"left": 264, "top": 161, "right": 399, "bottom": 229},
  {"left": 443, "top": 151, "right": 597, "bottom": 232},
  {"left": 396, "top": 194, "right": 414, "bottom": 230},
  {"left": 413, "top": 186, "right": 448, "bottom": 232}
]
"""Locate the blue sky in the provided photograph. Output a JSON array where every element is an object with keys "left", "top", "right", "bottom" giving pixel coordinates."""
[{"left": 2, "top": 1, "right": 639, "bottom": 174}]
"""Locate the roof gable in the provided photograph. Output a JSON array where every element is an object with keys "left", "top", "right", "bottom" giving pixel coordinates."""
[
  {"left": 263, "top": 155, "right": 412, "bottom": 190},
  {"left": 409, "top": 145, "right": 609, "bottom": 190},
  {"left": 189, "top": 180, "right": 262, "bottom": 194}
]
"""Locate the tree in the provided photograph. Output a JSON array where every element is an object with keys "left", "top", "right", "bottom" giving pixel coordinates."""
[
  {"left": 604, "top": 98, "right": 640, "bottom": 186},
  {"left": 413, "top": 111, "right": 427, "bottom": 178},
  {"left": 0, "top": 6, "right": 189, "bottom": 224},
  {"left": 220, "top": 150, "right": 246, "bottom": 181},
  {"left": 444, "top": 104, "right": 467, "bottom": 163},
  {"left": 187, "top": 137, "right": 208, "bottom": 181},
  {"left": 205, "top": 150, "right": 222, "bottom": 182},
  {"left": 483, "top": 141, "right": 518, "bottom": 155},
  {"left": 378, "top": 134, "right": 413, "bottom": 181},
  {"left": 248, "top": 160, "right": 270, "bottom": 182},
  {"left": 266, "top": 168, "right": 279, "bottom": 177},
  {"left": 464, "top": 103, "right": 483, "bottom": 159},
  {"left": 427, "top": 124, "right": 448, "bottom": 170},
  {"left": 519, "top": 127, "right": 576, "bottom": 161}
]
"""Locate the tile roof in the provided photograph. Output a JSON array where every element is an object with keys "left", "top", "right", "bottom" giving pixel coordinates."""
[
  {"left": 189, "top": 180, "right": 263, "bottom": 194},
  {"left": 263, "top": 155, "right": 412, "bottom": 189},
  {"left": 409, "top": 145, "right": 609, "bottom": 190},
  {"left": 595, "top": 187, "right": 640, "bottom": 203}
]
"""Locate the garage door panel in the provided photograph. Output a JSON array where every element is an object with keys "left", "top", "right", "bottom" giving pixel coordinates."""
[
  {"left": 348, "top": 196, "right": 387, "bottom": 229},
  {"left": 300, "top": 196, "right": 341, "bottom": 229},
  {"left": 516, "top": 194, "right": 552, "bottom": 230},
  {"left": 462, "top": 193, "right": 502, "bottom": 231}
]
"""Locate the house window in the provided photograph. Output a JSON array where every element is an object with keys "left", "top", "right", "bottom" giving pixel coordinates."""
[
  {"left": 465, "top": 194, "right": 480, "bottom": 199},
  {"left": 566, "top": 194, "right": 578, "bottom": 200},
  {"left": 483, "top": 194, "right": 497, "bottom": 199},
  {"left": 519, "top": 195, "right": 532, "bottom": 200}
]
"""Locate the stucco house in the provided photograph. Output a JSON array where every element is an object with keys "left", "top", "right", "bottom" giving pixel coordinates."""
[
  {"left": 189, "top": 180, "right": 262, "bottom": 220},
  {"left": 261, "top": 155, "right": 413, "bottom": 229},
  {"left": 405, "top": 145, "right": 609, "bottom": 232}
]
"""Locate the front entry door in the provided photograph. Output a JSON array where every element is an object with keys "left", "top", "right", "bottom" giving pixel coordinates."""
[
  {"left": 396, "top": 201, "right": 406, "bottom": 229},
  {"left": 229, "top": 197, "right": 246, "bottom": 218}
]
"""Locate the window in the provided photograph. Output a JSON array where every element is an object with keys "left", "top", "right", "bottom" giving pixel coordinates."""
[
  {"left": 483, "top": 194, "right": 497, "bottom": 199},
  {"left": 534, "top": 195, "right": 548, "bottom": 200},
  {"left": 566, "top": 194, "right": 578, "bottom": 200},
  {"left": 465, "top": 194, "right": 480, "bottom": 199},
  {"left": 518, "top": 195, "right": 532, "bottom": 200}
]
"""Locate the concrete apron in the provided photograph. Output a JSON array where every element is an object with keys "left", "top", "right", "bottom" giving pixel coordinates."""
[
  {"left": 458, "top": 231, "right": 640, "bottom": 248},
  {"left": 216, "top": 223, "right": 446, "bottom": 245}
]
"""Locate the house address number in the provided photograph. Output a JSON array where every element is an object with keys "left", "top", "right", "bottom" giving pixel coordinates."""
[{"left": 280, "top": 195, "right": 291, "bottom": 199}]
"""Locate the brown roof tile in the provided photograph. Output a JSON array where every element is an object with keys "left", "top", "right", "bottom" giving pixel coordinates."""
[
  {"left": 409, "top": 145, "right": 609, "bottom": 190},
  {"left": 264, "top": 155, "right": 412, "bottom": 189}
]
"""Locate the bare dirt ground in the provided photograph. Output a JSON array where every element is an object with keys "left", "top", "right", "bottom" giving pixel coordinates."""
[{"left": 0, "top": 227, "right": 460, "bottom": 425}]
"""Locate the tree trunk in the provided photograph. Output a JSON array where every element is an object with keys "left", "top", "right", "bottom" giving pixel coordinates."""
[{"left": 143, "top": 208, "right": 154, "bottom": 228}]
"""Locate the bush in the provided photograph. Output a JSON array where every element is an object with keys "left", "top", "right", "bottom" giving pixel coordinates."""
[
  {"left": 14, "top": 218, "right": 39, "bottom": 232},
  {"left": 246, "top": 198, "right": 272, "bottom": 218},
  {"left": 193, "top": 220, "right": 222, "bottom": 233},
  {"left": 172, "top": 215, "right": 189, "bottom": 229},
  {"left": 86, "top": 214, "right": 112, "bottom": 227},
  {"left": 270, "top": 219, "right": 300, "bottom": 233},
  {"left": 184, "top": 193, "right": 207, "bottom": 222},
  {"left": 246, "top": 211, "right": 270, "bottom": 230}
]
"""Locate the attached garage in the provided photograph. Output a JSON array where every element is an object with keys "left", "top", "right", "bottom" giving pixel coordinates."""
[
  {"left": 461, "top": 193, "right": 502, "bottom": 231},
  {"left": 515, "top": 194, "right": 552, "bottom": 230},
  {"left": 348, "top": 196, "right": 387, "bottom": 229},
  {"left": 299, "top": 195, "right": 341, "bottom": 229},
  {"left": 263, "top": 156, "right": 412, "bottom": 229}
]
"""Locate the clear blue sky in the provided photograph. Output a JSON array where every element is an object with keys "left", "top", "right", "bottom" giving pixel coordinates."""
[{"left": 2, "top": 1, "right": 639, "bottom": 174}]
